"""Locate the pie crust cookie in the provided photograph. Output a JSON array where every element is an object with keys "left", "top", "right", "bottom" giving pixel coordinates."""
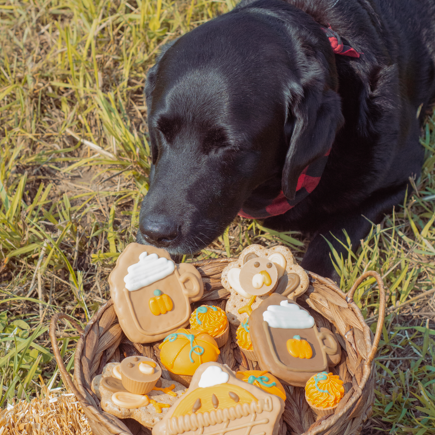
[{"left": 152, "top": 362, "right": 284, "bottom": 435}]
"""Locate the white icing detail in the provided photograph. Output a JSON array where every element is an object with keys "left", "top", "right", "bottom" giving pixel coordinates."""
[
  {"left": 112, "top": 392, "right": 149, "bottom": 409},
  {"left": 198, "top": 366, "right": 229, "bottom": 388},
  {"left": 113, "top": 364, "right": 122, "bottom": 380},
  {"left": 263, "top": 300, "right": 314, "bottom": 329},
  {"left": 138, "top": 362, "right": 154, "bottom": 375},
  {"left": 269, "top": 253, "right": 286, "bottom": 278},
  {"left": 227, "top": 268, "right": 250, "bottom": 298},
  {"left": 252, "top": 273, "right": 264, "bottom": 289},
  {"left": 124, "top": 252, "right": 175, "bottom": 291}
]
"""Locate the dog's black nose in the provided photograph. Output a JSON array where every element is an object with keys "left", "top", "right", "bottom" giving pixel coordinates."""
[{"left": 139, "top": 215, "right": 179, "bottom": 247}]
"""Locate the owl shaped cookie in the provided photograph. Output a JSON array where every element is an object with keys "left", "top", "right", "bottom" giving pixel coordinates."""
[{"left": 221, "top": 245, "right": 309, "bottom": 325}]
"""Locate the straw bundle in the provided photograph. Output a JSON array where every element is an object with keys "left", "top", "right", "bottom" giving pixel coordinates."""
[
  {"left": 50, "top": 258, "right": 385, "bottom": 435},
  {"left": 0, "top": 391, "right": 91, "bottom": 435}
]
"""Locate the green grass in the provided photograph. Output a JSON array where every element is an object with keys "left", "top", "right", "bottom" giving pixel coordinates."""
[{"left": 0, "top": 0, "right": 435, "bottom": 433}]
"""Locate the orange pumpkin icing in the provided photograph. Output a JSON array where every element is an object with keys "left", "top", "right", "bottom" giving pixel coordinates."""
[
  {"left": 236, "top": 370, "right": 286, "bottom": 402},
  {"left": 159, "top": 329, "right": 220, "bottom": 376},
  {"left": 189, "top": 306, "right": 228, "bottom": 337},
  {"left": 236, "top": 319, "right": 253, "bottom": 351},
  {"left": 305, "top": 372, "right": 344, "bottom": 409}
]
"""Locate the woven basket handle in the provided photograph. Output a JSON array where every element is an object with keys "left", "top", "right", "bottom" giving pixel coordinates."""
[
  {"left": 346, "top": 270, "right": 386, "bottom": 365},
  {"left": 49, "top": 313, "right": 88, "bottom": 404}
]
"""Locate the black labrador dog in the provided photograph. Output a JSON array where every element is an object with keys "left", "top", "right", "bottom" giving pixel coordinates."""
[{"left": 138, "top": 0, "right": 435, "bottom": 279}]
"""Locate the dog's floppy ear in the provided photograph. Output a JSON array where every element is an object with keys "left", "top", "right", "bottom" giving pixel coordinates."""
[{"left": 282, "top": 86, "right": 344, "bottom": 200}]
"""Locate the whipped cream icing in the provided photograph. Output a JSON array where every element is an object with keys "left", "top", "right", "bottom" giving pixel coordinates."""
[
  {"left": 124, "top": 252, "right": 175, "bottom": 291},
  {"left": 263, "top": 300, "right": 314, "bottom": 329}
]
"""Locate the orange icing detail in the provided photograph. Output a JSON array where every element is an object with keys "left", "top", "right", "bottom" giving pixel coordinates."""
[
  {"left": 172, "top": 385, "right": 258, "bottom": 418},
  {"left": 159, "top": 329, "right": 220, "bottom": 376},
  {"left": 189, "top": 306, "right": 228, "bottom": 337},
  {"left": 150, "top": 399, "right": 171, "bottom": 413},
  {"left": 286, "top": 337, "right": 313, "bottom": 359},
  {"left": 305, "top": 372, "right": 344, "bottom": 409},
  {"left": 236, "top": 371, "right": 286, "bottom": 402},
  {"left": 236, "top": 322, "right": 253, "bottom": 351},
  {"left": 143, "top": 361, "right": 157, "bottom": 368},
  {"left": 238, "top": 295, "right": 257, "bottom": 316},
  {"left": 259, "top": 270, "right": 272, "bottom": 286},
  {"left": 149, "top": 294, "right": 173, "bottom": 316},
  {"left": 152, "top": 384, "right": 177, "bottom": 397}
]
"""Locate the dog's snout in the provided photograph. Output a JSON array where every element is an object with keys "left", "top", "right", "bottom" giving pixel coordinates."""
[{"left": 139, "top": 215, "right": 179, "bottom": 247}]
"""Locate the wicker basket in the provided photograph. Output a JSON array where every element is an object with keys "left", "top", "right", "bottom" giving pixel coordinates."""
[{"left": 50, "top": 258, "right": 385, "bottom": 435}]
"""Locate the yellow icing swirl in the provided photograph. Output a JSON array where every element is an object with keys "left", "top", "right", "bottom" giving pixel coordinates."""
[
  {"left": 189, "top": 306, "right": 228, "bottom": 337},
  {"left": 305, "top": 372, "right": 344, "bottom": 409},
  {"left": 236, "top": 319, "right": 253, "bottom": 351}
]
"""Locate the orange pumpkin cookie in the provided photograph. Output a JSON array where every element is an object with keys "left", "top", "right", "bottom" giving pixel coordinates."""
[
  {"left": 236, "top": 370, "right": 286, "bottom": 402},
  {"left": 305, "top": 372, "right": 345, "bottom": 417},
  {"left": 159, "top": 329, "right": 220, "bottom": 386},
  {"left": 189, "top": 305, "right": 229, "bottom": 347}
]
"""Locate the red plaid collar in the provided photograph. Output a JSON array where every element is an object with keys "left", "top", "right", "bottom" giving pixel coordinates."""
[
  {"left": 322, "top": 26, "right": 362, "bottom": 58},
  {"left": 238, "top": 27, "right": 361, "bottom": 220}
]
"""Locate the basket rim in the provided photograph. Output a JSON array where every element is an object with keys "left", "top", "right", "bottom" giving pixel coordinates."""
[{"left": 50, "top": 267, "right": 385, "bottom": 435}]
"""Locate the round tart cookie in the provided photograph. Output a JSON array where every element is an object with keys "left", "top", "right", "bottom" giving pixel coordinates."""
[
  {"left": 236, "top": 318, "right": 257, "bottom": 361},
  {"left": 189, "top": 305, "right": 229, "bottom": 347},
  {"left": 236, "top": 370, "right": 286, "bottom": 401},
  {"left": 305, "top": 372, "right": 345, "bottom": 417},
  {"left": 120, "top": 356, "right": 161, "bottom": 395},
  {"left": 159, "top": 328, "right": 220, "bottom": 387}
]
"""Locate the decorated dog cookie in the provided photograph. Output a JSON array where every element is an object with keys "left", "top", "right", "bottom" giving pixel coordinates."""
[
  {"left": 109, "top": 243, "right": 204, "bottom": 343},
  {"left": 152, "top": 362, "right": 284, "bottom": 435},
  {"left": 92, "top": 362, "right": 186, "bottom": 428},
  {"left": 221, "top": 245, "right": 309, "bottom": 325},
  {"left": 250, "top": 294, "right": 341, "bottom": 387}
]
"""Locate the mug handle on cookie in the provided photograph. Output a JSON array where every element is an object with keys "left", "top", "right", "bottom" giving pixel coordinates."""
[
  {"left": 318, "top": 327, "right": 341, "bottom": 366},
  {"left": 179, "top": 272, "right": 203, "bottom": 300}
]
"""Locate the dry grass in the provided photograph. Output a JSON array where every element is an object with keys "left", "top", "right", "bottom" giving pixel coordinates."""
[{"left": 0, "top": 0, "right": 434, "bottom": 433}]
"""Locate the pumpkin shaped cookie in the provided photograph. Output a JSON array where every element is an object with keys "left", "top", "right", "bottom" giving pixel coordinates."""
[
  {"left": 109, "top": 243, "right": 203, "bottom": 344},
  {"left": 221, "top": 244, "right": 309, "bottom": 325}
]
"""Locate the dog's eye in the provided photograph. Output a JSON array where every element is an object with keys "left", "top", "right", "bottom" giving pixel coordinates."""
[
  {"left": 156, "top": 116, "right": 181, "bottom": 143},
  {"left": 202, "top": 127, "right": 228, "bottom": 153},
  {"left": 254, "top": 262, "right": 260, "bottom": 268}
]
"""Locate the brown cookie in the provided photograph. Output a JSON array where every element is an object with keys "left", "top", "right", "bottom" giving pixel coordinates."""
[
  {"left": 109, "top": 243, "right": 204, "bottom": 343},
  {"left": 221, "top": 245, "right": 309, "bottom": 325},
  {"left": 93, "top": 362, "right": 186, "bottom": 428},
  {"left": 152, "top": 362, "right": 284, "bottom": 435},
  {"left": 250, "top": 294, "right": 341, "bottom": 387}
]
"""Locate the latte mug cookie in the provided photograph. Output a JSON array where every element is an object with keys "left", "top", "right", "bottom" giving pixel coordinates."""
[
  {"left": 120, "top": 356, "right": 162, "bottom": 395},
  {"left": 152, "top": 363, "right": 284, "bottom": 435},
  {"left": 250, "top": 294, "right": 341, "bottom": 387},
  {"left": 189, "top": 305, "right": 229, "bottom": 347},
  {"left": 109, "top": 243, "right": 204, "bottom": 343},
  {"left": 305, "top": 372, "right": 345, "bottom": 417},
  {"left": 159, "top": 328, "right": 220, "bottom": 387},
  {"left": 236, "top": 318, "right": 257, "bottom": 361}
]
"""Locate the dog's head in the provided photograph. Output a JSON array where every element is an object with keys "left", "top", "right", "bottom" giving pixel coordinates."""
[{"left": 138, "top": 2, "right": 344, "bottom": 254}]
